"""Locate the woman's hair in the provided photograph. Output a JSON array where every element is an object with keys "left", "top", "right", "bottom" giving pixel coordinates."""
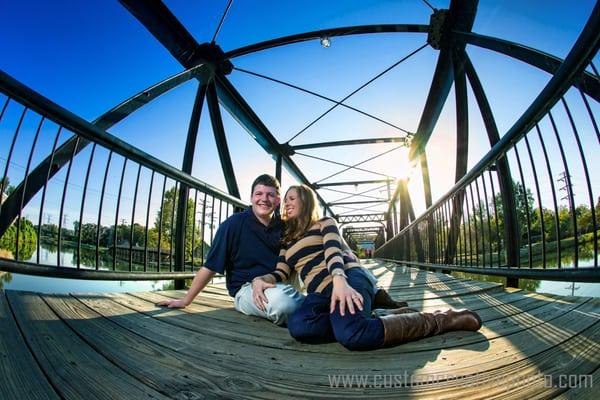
[{"left": 281, "top": 184, "right": 320, "bottom": 244}]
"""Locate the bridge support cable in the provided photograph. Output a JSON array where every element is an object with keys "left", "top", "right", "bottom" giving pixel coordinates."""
[
  {"left": 233, "top": 67, "right": 412, "bottom": 135},
  {"left": 286, "top": 43, "right": 428, "bottom": 144}
]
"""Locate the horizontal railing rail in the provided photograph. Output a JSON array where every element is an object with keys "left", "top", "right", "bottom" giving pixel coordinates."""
[
  {"left": 376, "top": 5, "right": 600, "bottom": 284},
  {"left": 0, "top": 70, "right": 247, "bottom": 280}
]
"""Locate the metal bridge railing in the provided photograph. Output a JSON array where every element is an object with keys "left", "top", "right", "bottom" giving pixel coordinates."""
[
  {"left": 376, "top": 10, "right": 599, "bottom": 284},
  {"left": 0, "top": 70, "right": 247, "bottom": 280}
]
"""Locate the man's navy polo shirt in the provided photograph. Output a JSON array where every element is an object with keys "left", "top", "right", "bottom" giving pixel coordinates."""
[{"left": 204, "top": 207, "right": 282, "bottom": 297}]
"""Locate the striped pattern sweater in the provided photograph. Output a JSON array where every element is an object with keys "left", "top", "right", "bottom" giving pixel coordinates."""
[{"left": 272, "top": 217, "right": 359, "bottom": 293}]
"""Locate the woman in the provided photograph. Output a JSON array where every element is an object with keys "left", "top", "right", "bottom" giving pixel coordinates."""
[{"left": 256, "top": 185, "right": 482, "bottom": 350}]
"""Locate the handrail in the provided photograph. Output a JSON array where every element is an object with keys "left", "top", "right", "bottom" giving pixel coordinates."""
[
  {"left": 0, "top": 70, "right": 245, "bottom": 207},
  {"left": 0, "top": 70, "right": 247, "bottom": 280}
]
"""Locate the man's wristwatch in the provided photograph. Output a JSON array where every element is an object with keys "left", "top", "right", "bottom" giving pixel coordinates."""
[{"left": 331, "top": 269, "right": 348, "bottom": 279}]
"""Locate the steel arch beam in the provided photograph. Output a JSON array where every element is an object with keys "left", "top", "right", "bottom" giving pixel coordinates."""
[
  {"left": 460, "top": 48, "right": 520, "bottom": 270},
  {"left": 207, "top": 81, "right": 240, "bottom": 198},
  {"left": 119, "top": 0, "right": 203, "bottom": 68},
  {"left": 408, "top": 0, "right": 478, "bottom": 160},
  {"left": 455, "top": 31, "right": 600, "bottom": 102},
  {"left": 225, "top": 24, "right": 429, "bottom": 60}
]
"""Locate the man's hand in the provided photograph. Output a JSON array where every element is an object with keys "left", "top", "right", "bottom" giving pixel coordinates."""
[
  {"left": 156, "top": 298, "right": 190, "bottom": 308},
  {"left": 252, "top": 276, "right": 276, "bottom": 311},
  {"left": 330, "top": 275, "right": 363, "bottom": 316}
]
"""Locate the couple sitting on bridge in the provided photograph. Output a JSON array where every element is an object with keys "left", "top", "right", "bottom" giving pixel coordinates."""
[{"left": 158, "top": 174, "right": 481, "bottom": 350}]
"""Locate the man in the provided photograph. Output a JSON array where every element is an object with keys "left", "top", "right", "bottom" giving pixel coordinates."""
[{"left": 157, "top": 174, "right": 304, "bottom": 326}]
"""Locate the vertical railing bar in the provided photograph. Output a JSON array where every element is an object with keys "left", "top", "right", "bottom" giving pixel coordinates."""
[
  {"left": 157, "top": 175, "right": 167, "bottom": 272},
  {"left": 144, "top": 170, "right": 155, "bottom": 272},
  {"left": 113, "top": 158, "right": 128, "bottom": 271},
  {"left": 200, "top": 191, "right": 207, "bottom": 264},
  {"left": 513, "top": 145, "right": 532, "bottom": 268},
  {"left": 561, "top": 97, "right": 597, "bottom": 268},
  {"left": 96, "top": 151, "right": 112, "bottom": 270},
  {"left": 481, "top": 173, "right": 493, "bottom": 268},
  {"left": 524, "top": 136, "right": 547, "bottom": 269},
  {"left": 433, "top": 207, "right": 440, "bottom": 263},
  {"left": 461, "top": 189, "right": 469, "bottom": 267},
  {"left": 548, "top": 111, "right": 577, "bottom": 268},
  {"left": 169, "top": 182, "right": 178, "bottom": 272},
  {"left": 443, "top": 201, "right": 451, "bottom": 263},
  {"left": 17, "top": 115, "right": 45, "bottom": 261},
  {"left": 440, "top": 205, "right": 446, "bottom": 264},
  {"left": 218, "top": 199, "right": 223, "bottom": 227},
  {"left": 191, "top": 189, "right": 198, "bottom": 271},
  {"left": 37, "top": 127, "right": 62, "bottom": 265},
  {"left": 474, "top": 178, "right": 486, "bottom": 268},
  {"left": 57, "top": 136, "right": 80, "bottom": 267},
  {"left": 578, "top": 89, "right": 600, "bottom": 144},
  {"left": 535, "top": 123, "right": 562, "bottom": 268},
  {"left": 468, "top": 183, "right": 479, "bottom": 267},
  {"left": 1, "top": 107, "right": 27, "bottom": 218},
  {"left": 440, "top": 202, "right": 447, "bottom": 263},
  {"left": 434, "top": 207, "right": 441, "bottom": 263},
  {"left": 456, "top": 195, "right": 463, "bottom": 266},
  {"left": 129, "top": 164, "right": 142, "bottom": 272},
  {"left": 488, "top": 170, "right": 502, "bottom": 268},
  {"left": 76, "top": 143, "right": 97, "bottom": 269},
  {"left": 209, "top": 196, "right": 215, "bottom": 246}
]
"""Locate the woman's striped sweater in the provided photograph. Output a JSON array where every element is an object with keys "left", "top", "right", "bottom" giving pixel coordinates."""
[{"left": 272, "top": 217, "right": 359, "bottom": 294}]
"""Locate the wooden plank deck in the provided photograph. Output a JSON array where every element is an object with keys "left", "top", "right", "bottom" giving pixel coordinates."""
[{"left": 1, "top": 260, "right": 599, "bottom": 399}]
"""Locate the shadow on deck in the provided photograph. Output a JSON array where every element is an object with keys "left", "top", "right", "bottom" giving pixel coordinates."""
[{"left": 1, "top": 260, "right": 599, "bottom": 399}]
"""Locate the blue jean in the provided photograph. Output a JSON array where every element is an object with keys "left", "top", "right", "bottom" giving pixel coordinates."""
[
  {"left": 287, "top": 268, "right": 385, "bottom": 350},
  {"left": 235, "top": 282, "right": 305, "bottom": 326}
]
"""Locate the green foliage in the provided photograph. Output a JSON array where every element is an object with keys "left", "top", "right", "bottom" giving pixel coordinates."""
[
  {"left": 0, "top": 218, "right": 38, "bottom": 260},
  {"left": 152, "top": 187, "right": 205, "bottom": 262}
]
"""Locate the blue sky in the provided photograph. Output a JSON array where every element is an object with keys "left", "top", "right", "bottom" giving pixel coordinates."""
[{"left": 1, "top": 0, "right": 598, "bottom": 232}]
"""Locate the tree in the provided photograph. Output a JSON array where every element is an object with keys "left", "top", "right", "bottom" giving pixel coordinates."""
[
  {"left": 0, "top": 218, "right": 38, "bottom": 260},
  {"left": 152, "top": 187, "right": 205, "bottom": 263}
]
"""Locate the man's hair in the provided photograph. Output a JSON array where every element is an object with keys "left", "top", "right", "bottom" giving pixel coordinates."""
[{"left": 251, "top": 174, "right": 280, "bottom": 194}]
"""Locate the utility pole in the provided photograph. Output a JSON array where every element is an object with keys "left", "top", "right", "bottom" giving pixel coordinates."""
[{"left": 557, "top": 171, "right": 574, "bottom": 211}]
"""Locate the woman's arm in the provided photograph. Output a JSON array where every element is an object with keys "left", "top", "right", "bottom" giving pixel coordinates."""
[{"left": 319, "top": 218, "right": 364, "bottom": 315}]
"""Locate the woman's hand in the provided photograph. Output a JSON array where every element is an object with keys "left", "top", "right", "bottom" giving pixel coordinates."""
[
  {"left": 330, "top": 275, "right": 363, "bottom": 316},
  {"left": 252, "top": 275, "right": 276, "bottom": 311},
  {"left": 156, "top": 298, "right": 190, "bottom": 308}
]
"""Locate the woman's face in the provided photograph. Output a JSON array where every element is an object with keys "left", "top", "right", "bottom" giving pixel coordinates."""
[{"left": 284, "top": 188, "right": 302, "bottom": 220}]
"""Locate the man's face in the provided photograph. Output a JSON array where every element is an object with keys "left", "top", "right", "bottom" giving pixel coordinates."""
[{"left": 251, "top": 184, "right": 280, "bottom": 222}]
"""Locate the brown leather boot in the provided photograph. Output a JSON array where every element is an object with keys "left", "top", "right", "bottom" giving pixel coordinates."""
[
  {"left": 372, "top": 288, "right": 408, "bottom": 309},
  {"left": 432, "top": 309, "right": 482, "bottom": 333},
  {"left": 380, "top": 309, "right": 482, "bottom": 347}
]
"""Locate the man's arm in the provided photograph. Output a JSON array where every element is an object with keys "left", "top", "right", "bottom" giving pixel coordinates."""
[{"left": 156, "top": 266, "right": 216, "bottom": 308}]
